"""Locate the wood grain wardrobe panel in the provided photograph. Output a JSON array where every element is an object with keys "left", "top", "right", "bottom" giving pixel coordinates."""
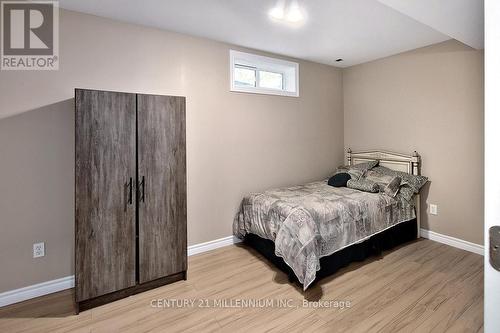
[
  {"left": 137, "top": 94, "right": 187, "bottom": 283},
  {"left": 75, "top": 89, "right": 137, "bottom": 302}
]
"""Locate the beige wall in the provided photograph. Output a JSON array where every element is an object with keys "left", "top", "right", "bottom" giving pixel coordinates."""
[
  {"left": 343, "top": 40, "right": 484, "bottom": 244},
  {"left": 0, "top": 11, "right": 484, "bottom": 295},
  {"left": 0, "top": 10, "right": 344, "bottom": 292}
]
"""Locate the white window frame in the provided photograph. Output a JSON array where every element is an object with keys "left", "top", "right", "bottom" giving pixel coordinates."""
[{"left": 230, "top": 50, "right": 299, "bottom": 97}]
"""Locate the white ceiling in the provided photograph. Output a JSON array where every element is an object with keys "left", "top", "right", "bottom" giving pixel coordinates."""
[
  {"left": 58, "top": 0, "right": 482, "bottom": 68},
  {"left": 378, "top": 0, "right": 484, "bottom": 50}
]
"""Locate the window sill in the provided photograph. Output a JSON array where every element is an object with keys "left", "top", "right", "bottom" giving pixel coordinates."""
[{"left": 230, "top": 86, "right": 299, "bottom": 98}]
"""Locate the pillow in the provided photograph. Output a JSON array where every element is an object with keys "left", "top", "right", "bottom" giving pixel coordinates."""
[
  {"left": 364, "top": 170, "right": 402, "bottom": 197},
  {"left": 335, "top": 165, "right": 363, "bottom": 180},
  {"left": 328, "top": 173, "right": 351, "bottom": 187},
  {"left": 384, "top": 176, "right": 402, "bottom": 197},
  {"left": 372, "top": 165, "right": 428, "bottom": 200},
  {"left": 335, "top": 160, "right": 379, "bottom": 180},
  {"left": 371, "top": 165, "right": 428, "bottom": 192},
  {"left": 350, "top": 160, "right": 379, "bottom": 171},
  {"left": 398, "top": 184, "right": 416, "bottom": 202},
  {"left": 347, "top": 179, "right": 379, "bottom": 193},
  {"left": 347, "top": 169, "right": 364, "bottom": 180}
]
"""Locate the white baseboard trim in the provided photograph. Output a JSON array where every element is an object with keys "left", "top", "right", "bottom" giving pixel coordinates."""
[
  {"left": 3, "top": 230, "right": 481, "bottom": 308},
  {"left": 0, "top": 235, "right": 242, "bottom": 308},
  {"left": 187, "top": 235, "right": 242, "bottom": 256},
  {"left": 420, "top": 228, "right": 484, "bottom": 256},
  {"left": 0, "top": 276, "right": 74, "bottom": 308}
]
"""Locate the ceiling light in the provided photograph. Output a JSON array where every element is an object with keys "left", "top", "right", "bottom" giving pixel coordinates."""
[
  {"left": 286, "top": 1, "right": 304, "bottom": 23},
  {"left": 269, "top": 0, "right": 286, "bottom": 20},
  {"left": 269, "top": 0, "right": 305, "bottom": 24}
]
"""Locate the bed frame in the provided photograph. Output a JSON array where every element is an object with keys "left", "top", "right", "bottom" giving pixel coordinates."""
[
  {"left": 243, "top": 148, "right": 423, "bottom": 288},
  {"left": 347, "top": 148, "right": 422, "bottom": 238}
]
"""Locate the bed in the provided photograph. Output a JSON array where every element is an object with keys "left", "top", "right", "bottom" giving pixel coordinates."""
[{"left": 233, "top": 149, "right": 425, "bottom": 290}]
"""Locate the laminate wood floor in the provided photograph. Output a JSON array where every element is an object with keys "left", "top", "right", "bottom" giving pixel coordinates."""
[{"left": 0, "top": 239, "right": 483, "bottom": 333}]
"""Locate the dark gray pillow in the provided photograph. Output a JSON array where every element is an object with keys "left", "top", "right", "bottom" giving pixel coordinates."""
[
  {"left": 347, "top": 179, "right": 379, "bottom": 193},
  {"left": 328, "top": 173, "right": 351, "bottom": 187}
]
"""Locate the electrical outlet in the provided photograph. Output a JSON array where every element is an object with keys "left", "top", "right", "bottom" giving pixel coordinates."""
[
  {"left": 33, "top": 242, "right": 45, "bottom": 258},
  {"left": 430, "top": 204, "right": 438, "bottom": 216}
]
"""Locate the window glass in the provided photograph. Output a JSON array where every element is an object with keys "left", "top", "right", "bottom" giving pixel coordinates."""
[
  {"left": 259, "top": 70, "right": 283, "bottom": 90},
  {"left": 234, "top": 66, "right": 256, "bottom": 87}
]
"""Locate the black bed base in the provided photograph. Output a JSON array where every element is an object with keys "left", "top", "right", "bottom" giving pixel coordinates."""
[{"left": 244, "top": 219, "right": 417, "bottom": 286}]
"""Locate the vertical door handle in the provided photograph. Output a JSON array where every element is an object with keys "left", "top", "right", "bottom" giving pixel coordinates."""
[
  {"left": 125, "top": 177, "right": 133, "bottom": 211},
  {"left": 139, "top": 176, "right": 145, "bottom": 203},
  {"left": 128, "top": 177, "right": 133, "bottom": 204}
]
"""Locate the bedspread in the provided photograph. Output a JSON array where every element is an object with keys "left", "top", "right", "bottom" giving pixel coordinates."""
[{"left": 233, "top": 180, "right": 415, "bottom": 289}]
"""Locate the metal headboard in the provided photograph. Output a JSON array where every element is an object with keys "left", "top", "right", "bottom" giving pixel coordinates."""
[{"left": 346, "top": 148, "right": 422, "bottom": 238}]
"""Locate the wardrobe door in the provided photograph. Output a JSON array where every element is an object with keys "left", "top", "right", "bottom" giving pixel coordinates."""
[
  {"left": 75, "top": 89, "right": 137, "bottom": 301},
  {"left": 138, "top": 94, "right": 187, "bottom": 283}
]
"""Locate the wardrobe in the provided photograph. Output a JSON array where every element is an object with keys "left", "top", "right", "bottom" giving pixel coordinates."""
[{"left": 74, "top": 89, "right": 187, "bottom": 312}]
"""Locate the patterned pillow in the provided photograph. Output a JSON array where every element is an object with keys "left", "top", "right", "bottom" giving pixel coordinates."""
[
  {"left": 372, "top": 166, "right": 428, "bottom": 193},
  {"left": 364, "top": 170, "right": 401, "bottom": 197},
  {"left": 335, "top": 160, "right": 379, "bottom": 180},
  {"left": 335, "top": 165, "right": 362, "bottom": 180},
  {"left": 351, "top": 160, "right": 379, "bottom": 171},
  {"left": 347, "top": 179, "right": 379, "bottom": 193},
  {"left": 384, "top": 176, "right": 402, "bottom": 197},
  {"left": 347, "top": 169, "right": 364, "bottom": 180},
  {"left": 398, "top": 185, "right": 415, "bottom": 202}
]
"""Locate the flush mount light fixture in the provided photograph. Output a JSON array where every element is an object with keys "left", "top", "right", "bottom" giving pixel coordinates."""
[
  {"left": 269, "top": 0, "right": 286, "bottom": 20},
  {"left": 269, "top": 0, "right": 305, "bottom": 24},
  {"left": 286, "top": 1, "right": 304, "bottom": 23}
]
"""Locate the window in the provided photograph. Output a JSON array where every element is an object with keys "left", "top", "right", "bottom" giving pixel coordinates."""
[
  {"left": 260, "top": 70, "right": 283, "bottom": 90},
  {"left": 230, "top": 50, "right": 299, "bottom": 97},
  {"left": 234, "top": 65, "right": 256, "bottom": 87}
]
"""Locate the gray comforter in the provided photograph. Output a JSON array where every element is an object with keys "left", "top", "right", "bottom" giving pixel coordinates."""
[{"left": 233, "top": 180, "right": 415, "bottom": 289}]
